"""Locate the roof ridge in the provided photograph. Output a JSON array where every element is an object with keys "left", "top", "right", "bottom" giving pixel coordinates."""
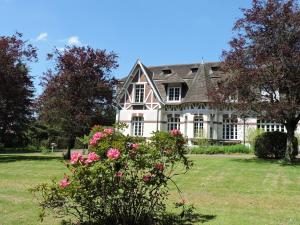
[{"left": 148, "top": 61, "right": 221, "bottom": 68}]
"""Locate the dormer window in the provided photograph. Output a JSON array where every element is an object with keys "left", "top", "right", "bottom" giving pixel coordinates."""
[
  {"left": 134, "top": 84, "right": 144, "bottom": 103},
  {"left": 167, "top": 86, "right": 181, "bottom": 102},
  {"left": 191, "top": 68, "right": 198, "bottom": 73},
  {"left": 211, "top": 66, "right": 220, "bottom": 71},
  {"left": 162, "top": 69, "right": 172, "bottom": 75}
]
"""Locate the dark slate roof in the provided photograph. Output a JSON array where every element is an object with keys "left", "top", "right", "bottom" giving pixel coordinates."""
[{"left": 118, "top": 61, "right": 224, "bottom": 104}]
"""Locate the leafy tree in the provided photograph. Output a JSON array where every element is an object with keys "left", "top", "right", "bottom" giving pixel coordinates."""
[
  {"left": 0, "top": 33, "right": 37, "bottom": 147},
  {"left": 38, "top": 46, "right": 118, "bottom": 157},
  {"left": 214, "top": 0, "right": 300, "bottom": 161}
]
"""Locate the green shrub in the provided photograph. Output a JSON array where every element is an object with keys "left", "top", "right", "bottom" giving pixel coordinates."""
[
  {"left": 190, "top": 144, "right": 252, "bottom": 154},
  {"left": 32, "top": 127, "right": 193, "bottom": 225},
  {"left": 254, "top": 131, "right": 298, "bottom": 159}
]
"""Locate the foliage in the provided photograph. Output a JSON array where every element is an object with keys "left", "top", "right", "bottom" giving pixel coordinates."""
[
  {"left": 32, "top": 127, "right": 192, "bottom": 225},
  {"left": 211, "top": 0, "right": 300, "bottom": 161},
  {"left": 26, "top": 120, "right": 63, "bottom": 150},
  {"left": 194, "top": 132, "right": 209, "bottom": 147},
  {"left": 37, "top": 46, "right": 118, "bottom": 153},
  {"left": 190, "top": 144, "right": 252, "bottom": 155},
  {"left": 245, "top": 128, "right": 264, "bottom": 147},
  {"left": 0, "top": 32, "right": 37, "bottom": 147},
  {"left": 254, "top": 131, "right": 298, "bottom": 159}
]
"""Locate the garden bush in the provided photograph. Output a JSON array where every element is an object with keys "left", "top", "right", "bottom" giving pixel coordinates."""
[
  {"left": 190, "top": 144, "right": 252, "bottom": 154},
  {"left": 32, "top": 126, "right": 193, "bottom": 225},
  {"left": 254, "top": 131, "right": 298, "bottom": 159}
]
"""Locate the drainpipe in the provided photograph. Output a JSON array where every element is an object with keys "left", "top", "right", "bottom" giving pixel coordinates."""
[
  {"left": 243, "top": 117, "right": 246, "bottom": 145},
  {"left": 156, "top": 106, "right": 162, "bottom": 131},
  {"left": 112, "top": 104, "right": 120, "bottom": 131}
]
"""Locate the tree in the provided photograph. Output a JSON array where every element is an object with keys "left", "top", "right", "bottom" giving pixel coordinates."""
[
  {"left": 38, "top": 46, "right": 118, "bottom": 157},
  {"left": 214, "top": 0, "right": 300, "bottom": 161},
  {"left": 0, "top": 33, "right": 37, "bottom": 147}
]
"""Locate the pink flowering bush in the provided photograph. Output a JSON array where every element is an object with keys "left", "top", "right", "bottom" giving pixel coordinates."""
[
  {"left": 106, "top": 148, "right": 120, "bottom": 160},
  {"left": 32, "top": 125, "right": 192, "bottom": 225},
  {"left": 70, "top": 151, "right": 83, "bottom": 164}
]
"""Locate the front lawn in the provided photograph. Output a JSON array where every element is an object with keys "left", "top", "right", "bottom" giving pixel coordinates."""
[{"left": 0, "top": 153, "right": 299, "bottom": 225}]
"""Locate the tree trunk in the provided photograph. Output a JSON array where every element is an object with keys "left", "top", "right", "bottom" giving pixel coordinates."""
[
  {"left": 285, "top": 120, "right": 298, "bottom": 162},
  {"left": 64, "top": 136, "right": 75, "bottom": 160}
]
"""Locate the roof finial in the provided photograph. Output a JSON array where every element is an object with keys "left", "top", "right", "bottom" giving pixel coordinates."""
[{"left": 201, "top": 57, "right": 204, "bottom": 64}]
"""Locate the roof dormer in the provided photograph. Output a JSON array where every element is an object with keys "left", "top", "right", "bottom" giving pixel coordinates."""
[{"left": 162, "top": 69, "right": 172, "bottom": 75}]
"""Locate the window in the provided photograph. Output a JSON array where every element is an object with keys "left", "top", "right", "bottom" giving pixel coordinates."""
[
  {"left": 167, "top": 87, "right": 181, "bottom": 102},
  {"left": 191, "top": 68, "right": 198, "bottom": 73},
  {"left": 162, "top": 69, "right": 172, "bottom": 74},
  {"left": 194, "top": 115, "right": 204, "bottom": 138},
  {"left": 211, "top": 66, "right": 220, "bottom": 71},
  {"left": 257, "top": 119, "right": 284, "bottom": 132},
  {"left": 132, "top": 116, "right": 144, "bottom": 136},
  {"left": 134, "top": 84, "right": 144, "bottom": 103},
  {"left": 167, "top": 114, "right": 180, "bottom": 131},
  {"left": 223, "top": 115, "right": 238, "bottom": 140}
]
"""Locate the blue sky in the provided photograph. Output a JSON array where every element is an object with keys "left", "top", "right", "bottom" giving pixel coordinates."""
[{"left": 0, "top": 0, "right": 252, "bottom": 95}]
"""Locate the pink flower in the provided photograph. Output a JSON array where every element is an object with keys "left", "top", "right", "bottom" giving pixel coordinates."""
[
  {"left": 89, "top": 138, "right": 97, "bottom": 146},
  {"left": 89, "top": 132, "right": 106, "bottom": 146},
  {"left": 104, "top": 128, "right": 114, "bottom": 135},
  {"left": 59, "top": 178, "right": 70, "bottom": 188},
  {"left": 143, "top": 174, "right": 152, "bottom": 182},
  {"left": 170, "top": 129, "right": 181, "bottom": 136},
  {"left": 154, "top": 163, "right": 164, "bottom": 171},
  {"left": 70, "top": 152, "right": 83, "bottom": 164},
  {"left": 93, "top": 132, "right": 105, "bottom": 139},
  {"left": 115, "top": 171, "right": 124, "bottom": 177},
  {"left": 106, "top": 148, "right": 121, "bottom": 160},
  {"left": 130, "top": 143, "right": 139, "bottom": 149},
  {"left": 85, "top": 152, "right": 100, "bottom": 164}
]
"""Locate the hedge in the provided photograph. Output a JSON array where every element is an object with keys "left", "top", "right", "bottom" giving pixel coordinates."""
[{"left": 190, "top": 144, "right": 252, "bottom": 154}]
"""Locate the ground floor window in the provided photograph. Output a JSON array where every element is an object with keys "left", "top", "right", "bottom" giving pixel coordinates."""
[
  {"left": 167, "top": 114, "right": 180, "bottom": 131},
  {"left": 223, "top": 114, "right": 237, "bottom": 140},
  {"left": 132, "top": 116, "right": 144, "bottom": 136},
  {"left": 257, "top": 119, "right": 284, "bottom": 132},
  {"left": 194, "top": 115, "right": 204, "bottom": 138}
]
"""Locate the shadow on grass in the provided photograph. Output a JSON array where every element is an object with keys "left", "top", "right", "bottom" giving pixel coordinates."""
[
  {"left": 229, "top": 157, "right": 300, "bottom": 167},
  {"left": 159, "top": 212, "right": 216, "bottom": 225},
  {"left": 0, "top": 154, "right": 62, "bottom": 163}
]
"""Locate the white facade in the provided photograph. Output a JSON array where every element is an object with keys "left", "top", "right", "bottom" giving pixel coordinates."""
[{"left": 116, "top": 60, "right": 300, "bottom": 144}]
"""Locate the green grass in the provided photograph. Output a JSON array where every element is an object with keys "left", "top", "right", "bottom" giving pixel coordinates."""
[
  {"left": 0, "top": 153, "right": 300, "bottom": 225},
  {"left": 190, "top": 144, "right": 253, "bottom": 154}
]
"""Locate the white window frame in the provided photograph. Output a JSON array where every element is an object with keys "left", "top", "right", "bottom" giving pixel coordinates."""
[
  {"left": 257, "top": 119, "right": 284, "bottom": 132},
  {"left": 134, "top": 84, "right": 145, "bottom": 103},
  {"left": 194, "top": 115, "right": 204, "bottom": 138},
  {"left": 131, "top": 116, "right": 144, "bottom": 136},
  {"left": 222, "top": 115, "right": 238, "bottom": 140},
  {"left": 167, "top": 86, "right": 181, "bottom": 102},
  {"left": 167, "top": 114, "right": 180, "bottom": 131}
]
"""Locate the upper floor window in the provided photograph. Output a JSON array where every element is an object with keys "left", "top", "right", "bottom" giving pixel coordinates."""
[
  {"left": 134, "top": 84, "right": 144, "bottom": 103},
  {"left": 167, "top": 86, "right": 181, "bottom": 102}
]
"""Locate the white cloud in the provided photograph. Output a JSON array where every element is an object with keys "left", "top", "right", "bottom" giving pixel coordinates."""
[
  {"left": 67, "top": 36, "right": 81, "bottom": 46},
  {"left": 36, "top": 32, "right": 48, "bottom": 41}
]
